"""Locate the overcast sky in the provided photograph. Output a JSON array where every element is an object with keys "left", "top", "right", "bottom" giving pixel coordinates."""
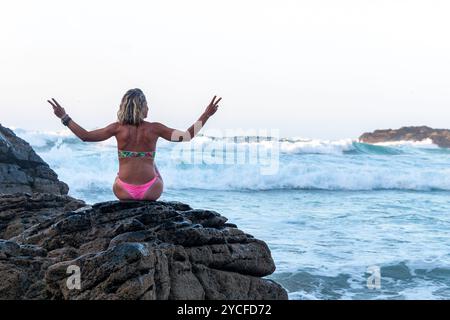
[{"left": 1, "top": 0, "right": 449, "bottom": 139}]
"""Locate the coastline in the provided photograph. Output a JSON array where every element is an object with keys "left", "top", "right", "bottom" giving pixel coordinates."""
[
  {"left": 0, "top": 123, "right": 288, "bottom": 300},
  {"left": 2, "top": 123, "right": 450, "bottom": 299}
]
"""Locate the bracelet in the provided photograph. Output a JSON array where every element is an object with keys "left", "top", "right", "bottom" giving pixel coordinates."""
[{"left": 61, "top": 114, "right": 72, "bottom": 126}]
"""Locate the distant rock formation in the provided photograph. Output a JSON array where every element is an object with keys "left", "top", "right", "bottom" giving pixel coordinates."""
[
  {"left": 0, "top": 124, "right": 68, "bottom": 194},
  {"left": 359, "top": 126, "right": 450, "bottom": 148}
]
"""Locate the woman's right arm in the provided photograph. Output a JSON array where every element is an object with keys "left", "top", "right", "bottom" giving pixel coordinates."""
[
  {"left": 154, "top": 96, "right": 221, "bottom": 142},
  {"left": 47, "top": 98, "right": 118, "bottom": 142}
]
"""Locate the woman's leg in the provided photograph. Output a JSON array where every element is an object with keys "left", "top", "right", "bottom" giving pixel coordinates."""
[
  {"left": 154, "top": 164, "right": 163, "bottom": 182},
  {"left": 142, "top": 165, "right": 164, "bottom": 200},
  {"left": 113, "top": 176, "right": 134, "bottom": 200},
  {"left": 113, "top": 167, "right": 163, "bottom": 201},
  {"left": 141, "top": 179, "right": 163, "bottom": 201}
]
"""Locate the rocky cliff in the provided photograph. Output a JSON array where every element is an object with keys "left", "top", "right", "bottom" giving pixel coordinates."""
[
  {"left": 359, "top": 126, "right": 450, "bottom": 148},
  {"left": 0, "top": 193, "right": 287, "bottom": 300},
  {"left": 0, "top": 124, "right": 287, "bottom": 300},
  {"left": 0, "top": 124, "right": 68, "bottom": 194}
]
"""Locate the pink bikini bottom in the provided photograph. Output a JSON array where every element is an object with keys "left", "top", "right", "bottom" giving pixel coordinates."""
[{"left": 116, "top": 172, "right": 159, "bottom": 200}]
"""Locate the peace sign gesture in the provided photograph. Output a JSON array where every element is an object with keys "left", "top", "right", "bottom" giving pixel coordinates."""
[
  {"left": 204, "top": 95, "right": 222, "bottom": 118},
  {"left": 47, "top": 98, "right": 66, "bottom": 119}
]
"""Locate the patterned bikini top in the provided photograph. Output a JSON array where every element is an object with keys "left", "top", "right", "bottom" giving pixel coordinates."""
[{"left": 118, "top": 149, "right": 156, "bottom": 159}]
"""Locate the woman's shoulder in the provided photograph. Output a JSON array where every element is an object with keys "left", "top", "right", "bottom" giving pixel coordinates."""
[
  {"left": 104, "top": 121, "right": 120, "bottom": 134},
  {"left": 115, "top": 121, "right": 158, "bottom": 135},
  {"left": 144, "top": 120, "right": 158, "bottom": 126},
  {"left": 137, "top": 121, "right": 161, "bottom": 136},
  {"left": 144, "top": 121, "right": 164, "bottom": 132}
]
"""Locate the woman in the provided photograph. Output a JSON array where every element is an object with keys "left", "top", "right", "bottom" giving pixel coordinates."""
[{"left": 47, "top": 88, "right": 221, "bottom": 201}]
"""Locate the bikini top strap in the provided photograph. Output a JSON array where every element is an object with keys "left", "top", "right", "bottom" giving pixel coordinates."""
[{"left": 118, "top": 150, "right": 156, "bottom": 158}]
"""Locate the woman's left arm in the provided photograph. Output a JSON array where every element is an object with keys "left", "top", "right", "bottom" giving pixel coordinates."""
[{"left": 47, "top": 98, "right": 118, "bottom": 142}]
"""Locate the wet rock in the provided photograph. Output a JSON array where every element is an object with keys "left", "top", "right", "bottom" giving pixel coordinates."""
[
  {"left": 0, "top": 124, "right": 69, "bottom": 195},
  {"left": 0, "top": 192, "right": 85, "bottom": 239},
  {"left": 0, "top": 193, "right": 288, "bottom": 300}
]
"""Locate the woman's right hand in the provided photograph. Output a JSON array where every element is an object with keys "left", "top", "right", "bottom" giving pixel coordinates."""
[
  {"left": 47, "top": 98, "right": 67, "bottom": 119},
  {"left": 204, "top": 95, "right": 222, "bottom": 118}
]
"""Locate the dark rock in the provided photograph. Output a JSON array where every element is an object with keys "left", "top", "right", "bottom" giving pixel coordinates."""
[
  {"left": 0, "top": 192, "right": 85, "bottom": 239},
  {"left": 183, "top": 209, "right": 228, "bottom": 228},
  {"left": 193, "top": 263, "right": 287, "bottom": 300},
  {"left": 112, "top": 218, "right": 146, "bottom": 236},
  {"left": 0, "top": 124, "right": 69, "bottom": 195},
  {"left": 0, "top": 193, "right": 288, "bottom": 300},
  {"left": 359, "top": 126, "right": 450, "bottom": 148},
  {"left": 0, "top": 240, "right": 20, "bottom": 258}
]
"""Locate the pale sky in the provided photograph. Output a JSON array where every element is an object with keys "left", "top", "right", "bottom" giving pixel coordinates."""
[{"left": 1, "top": 0, "right": 449, "bottom": 139}]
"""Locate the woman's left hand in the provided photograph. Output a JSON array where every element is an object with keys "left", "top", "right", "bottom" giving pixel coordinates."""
[
  {"left": 47, "top": 98, "right": 66, "bottom": 119},
  {"left": 204, "top": 95, "right": 221, "bottom": 118}
]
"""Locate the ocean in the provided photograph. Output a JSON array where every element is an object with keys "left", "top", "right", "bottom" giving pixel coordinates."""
[{"left": 12, "top": 127, "right": 450, "bottom": 300}]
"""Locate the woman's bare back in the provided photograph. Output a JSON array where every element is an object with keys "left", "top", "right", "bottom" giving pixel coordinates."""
[{"left": 115, "top": 122, "right": 159, "bottom": 184}]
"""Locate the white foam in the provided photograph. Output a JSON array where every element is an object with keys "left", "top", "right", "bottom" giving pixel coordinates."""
[
  {"left": 280, "top": 139, "right": 354, "bottom": 155},
  {"left": 157, "top": 158, "right": 450, "bottom": 191},
  {"left": 373, "top": 138, "right": 438, "bottom": 149},
  {"left": 15, "top": 128, "right": 450, "bottom": 191},
  {"left": 13, "top": 128, "right": 73, "bottom": 147}
]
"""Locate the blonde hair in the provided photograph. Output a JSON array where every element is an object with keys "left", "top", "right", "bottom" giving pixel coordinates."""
[{"left": 117, "top": 88, "right": 148, "bottom": 125}]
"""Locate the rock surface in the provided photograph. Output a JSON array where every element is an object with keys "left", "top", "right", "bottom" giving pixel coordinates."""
[
  {"left": 0, "top": 124, "right": 69, "bottom": 195},
  {"left": 359, "top": 126, "right": 450, "bottom": 148},
  {"left": 0, "top": 193, "right": 288, "bottom": 300}
]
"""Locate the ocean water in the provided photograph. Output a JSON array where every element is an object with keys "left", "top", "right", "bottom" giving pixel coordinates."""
[{"left": 12, "top": 127, "right": 450, "bottom": 300}]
